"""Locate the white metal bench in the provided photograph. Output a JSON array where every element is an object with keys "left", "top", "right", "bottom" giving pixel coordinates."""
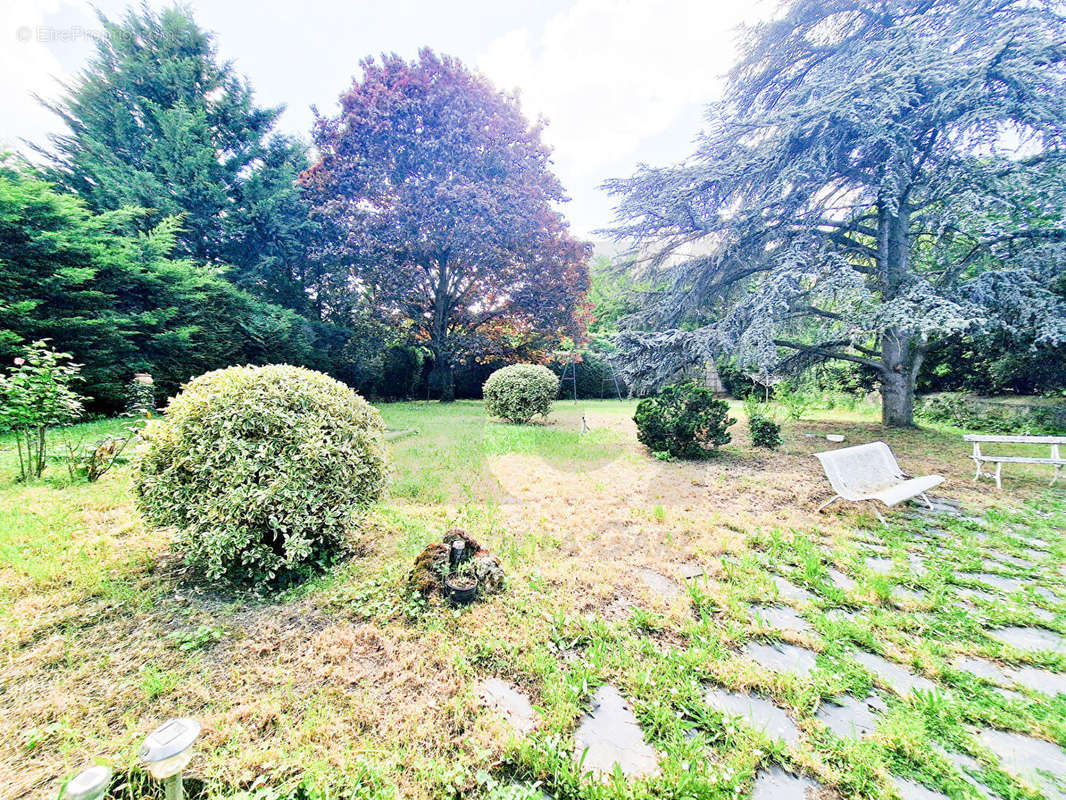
[
  {"left": 814, "top": 441, "right": 944, "bottom": 524},
  {"left": 964, "top": 434, "right": 1065, "bottom": 489}
]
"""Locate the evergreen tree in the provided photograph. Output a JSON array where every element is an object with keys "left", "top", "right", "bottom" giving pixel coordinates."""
[
  {"left": 38, "top": 3, "right": 317, "bottom": 312},
  {"left": 0, "top": 159, "right": 315, "bottom": 410},
  {"left": 606, "top": 0, "right": 1066, "bottom": 426}
]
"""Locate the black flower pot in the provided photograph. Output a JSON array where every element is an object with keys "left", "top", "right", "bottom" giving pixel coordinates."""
[{"left": 444, "top": 574, "right": 478, "bottom": 605}]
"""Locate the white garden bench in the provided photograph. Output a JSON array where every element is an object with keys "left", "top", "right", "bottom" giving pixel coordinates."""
[
  {"left": 965, "top": 434, "right": 1065, "bottom": 489},
  {"left": 814, "top": 441, "right": 944, "bottom": 524}
]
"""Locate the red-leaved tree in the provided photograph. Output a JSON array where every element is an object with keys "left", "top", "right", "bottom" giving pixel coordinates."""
[{"left": 303, "top": 49, "right": 591, "bottom": 400}]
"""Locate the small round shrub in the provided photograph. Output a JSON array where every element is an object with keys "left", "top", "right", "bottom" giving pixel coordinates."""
[
  {"left": 133, "top": 364, "right": 387, "bottom": 583},
  {"left": 748, "top": 413, "right": 782, "bottom": 448},
  {"left": 634, "top": 382, "right": 735, "bottom": 459},
  {"left": 483, "top": 364, "right": 559, "bottom": 424}
]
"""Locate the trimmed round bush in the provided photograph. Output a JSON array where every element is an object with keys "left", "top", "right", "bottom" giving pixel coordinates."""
[
  {"left": 483, "top": 364, "right": 559, "bottom": 423},
  {"left": 133, "top": 364, "right": 387, "bottom": 583},
  {"left": 634, "top": 382, "right": 735, "bottom": 459}
]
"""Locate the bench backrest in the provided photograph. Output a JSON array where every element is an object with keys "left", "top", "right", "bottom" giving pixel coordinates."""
[
  {"left": 814, "top": 441, "right": 905, "bottom": 498},
  {"left": 964, "top": 434, "right": 1066, "bottom": 445}
]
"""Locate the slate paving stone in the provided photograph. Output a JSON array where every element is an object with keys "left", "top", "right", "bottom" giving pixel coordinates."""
[
  {"left": 703, "top": 687, "right": 801, "bottom": 746},
  {"left": 968, "top": 572, "right": 1025, "bottom": 593},
  {"left": 636, "top": 568, "right": 682, "bottom": 600},
  {"left": 678, "top": 563, "right": 705, "bottom": 581},
  {"left": 748, "top": 604, "right": 812, "bottom": 634},
  {"left": 907, "top": 554, "right": 927, "bottom": 576},
  {"left": 573, "top": 685, "right": 659, "bottom": 779},
  {"left": 952, "top": 656, "right": 1011, "bottom": 684},
  {"left": 865, "top": 556, "right": 894, "bottom": 575},
  {"left": 956, "top": 587, "right": 998, "bottom": 604},
  {"left": 989, "top": 553, "right": 1036, "bottom": 569},
  {"left": 773, "top": 575, "right": 815, "bottom": 604},
  {"left": 743, "top": 641, "right": 818, "bottom": 677},
  {"left": 827, "top": 568, "right": 857, "bottom": 591},
  {"left": 816, "top": 693, "right": 886, "bottom": 738},
  {"left": 750, "top": 765, "right": 821, "bottom": 800},
  {"left": 891, "top": 777, "right": 949, "bottom": 800},
  {"left": 979, "top": 728, "right": 1066, "bottom": 800},
  {"left": 940, "top": 748, "right": 992, "bottom": 797},
  {"left": 852, "top": 650, "right": 935, "bottom": 695},
  {"left": 892, "top": 586, "right": 928, "bottom": 605},
  {"left": 826, "top": 608, "right": 864, "bottom": 624},
  {"left": 1010, "top": 665, "right": 1066, "bottom": 696},
  {"left": 994, "top": 686, "right": 1028, "bottom": 703},
  {"left": 1035, "top": 586, "right": 1061, "bottom": 602},
  {"left": 1033, "top": 607, "right": 1056, "bottom": 623},
  {"left": 479, "top": 678, "right": 537, "bottom": 734},
  {"left": 989, "top": 626, "right": 1066, "bottom": 653}
]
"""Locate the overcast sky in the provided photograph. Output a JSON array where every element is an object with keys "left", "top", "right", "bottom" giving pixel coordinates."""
[{"left": 1, "top": 0, "right": 770, "bottom": 237}]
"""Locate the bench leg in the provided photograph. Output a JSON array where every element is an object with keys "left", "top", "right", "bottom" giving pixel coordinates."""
[
  {"left": 817, "top": 495, "right": 842, "bottom": 513},
  {"left": 972, "top": 458, "right": 982, "bottom": 482},
  {"left": 868, "top": 501, "right": 887, "bottom": 526},
  {"left": 995, "top": 462, "right": 1002, "bottom": 490},
  {"left": 918, "top": 493, "right": 934, "bottom": 509}
]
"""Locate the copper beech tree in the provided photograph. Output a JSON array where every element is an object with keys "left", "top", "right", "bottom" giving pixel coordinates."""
[{"left": 302, "top": 49, "right": 591, "bottom": 400}]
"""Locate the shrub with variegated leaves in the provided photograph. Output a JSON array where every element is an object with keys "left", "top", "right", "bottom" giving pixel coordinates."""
[{"left": 133, "top": 364, "right": 387, "bottom": 584}]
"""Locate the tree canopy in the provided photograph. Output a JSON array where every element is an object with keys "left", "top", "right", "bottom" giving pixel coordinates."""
[
  {"left": 303, "top": 49, "right": 591, "bottom": 400},
  {"left": 0, "top": 159, "right": 316, "bottom": 410},
  {"left": 605, "top": 0, "right": 1066, "bottom": 425},
  {"left": 38, "top": 4, "right": 318, "bottom": 313}
]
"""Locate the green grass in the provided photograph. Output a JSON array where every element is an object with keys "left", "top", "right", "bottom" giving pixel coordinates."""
[{"left": 1, "top": 399, "right": 1064, "bottom": 800}]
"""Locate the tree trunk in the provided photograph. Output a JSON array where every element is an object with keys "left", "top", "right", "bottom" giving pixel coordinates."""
[
  {"left": 437, "top": 363, "right": 455, "bottom": 402},
  {"left": 880, "top": 365, "right": 914, "bottom": 427},
  {"left": 877, "top": 197, "right": 918, "bottom": 428},
  {"left": 880, "top": 328, "right": 925, "bottom": 427}
]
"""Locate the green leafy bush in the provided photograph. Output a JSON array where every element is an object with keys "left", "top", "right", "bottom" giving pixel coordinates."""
[
  {"left": 483, "top": 364, "right": 559, "bottom": 424},
  {"left": 0, "top": 341, "right": 84, "bottom": 480},
  {"left": 634, "top": 382, "right": 735, "bottom": 459},
  {"left": 916, "top": 392, "right": 1066, "bottom": 434},
  {"left": 133, "top": 364, "right": 388, "bottom": 583},
  {"left": 748, "top": 414, "right": 782, "bottom": 448}
]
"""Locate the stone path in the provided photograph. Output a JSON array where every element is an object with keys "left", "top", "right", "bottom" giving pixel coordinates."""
[
  {"left": 827, "top": 568, "right": 857, "bottom": 591},
  {"left": 989, "top": 625, "right": 1066, "bottom": 653},
  {"left": 773, "top": 576, "right": 815, "bottom": 604},
  {"left": 747, "top": 604, "right": 812, "bottom": 634},
  {"left": 852, "top": 650, "right": 935, "bottom": 695},
  {"left": 891, "top": 777, "right": 948, "bottom": 800},
  {"left": 478, "top": 678, "right": 536, "bottom": 734},
  {"left": 573, "top": 685, "right": 659, "bottom": 779},
  {"left": 750, "top": 765, "right": 821, "bottom": 800},
  {"left": 816, "top": 693, "right": 886, "bottom": 739},
  {"left": 979, "top": 728, "right": 1066, "bottom": 800},
  {"left": 743, "top": 641, "right": 818, "bottom": 677},
  {"left": 636, "top": 568, "right": 682, "bottom": 600},
  {"left": 704, "top": 687, "right": 801, "bottom": 746}
]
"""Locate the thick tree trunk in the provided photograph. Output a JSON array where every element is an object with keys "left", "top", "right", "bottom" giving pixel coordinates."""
[
  {"left": 879, "top": 328, "right": 925, "bottom": 427},
  {"left": 435, "top": 363, "right": 455, "bottom": 402},
  {"left": 880, "top": 365, "right": 915, "bottom": 428},
  {"left": 877, "top": 198, "right": 919, "bottom": 428}
]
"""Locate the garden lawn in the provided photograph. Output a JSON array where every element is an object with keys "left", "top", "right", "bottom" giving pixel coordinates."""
[{"left": 0, "top": 400, "right": 1064, "bottom": 800}]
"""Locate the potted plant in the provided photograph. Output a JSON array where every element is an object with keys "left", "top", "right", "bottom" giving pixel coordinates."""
[{"left": 444, "top": 562, "right": 478, "bottom": 605}]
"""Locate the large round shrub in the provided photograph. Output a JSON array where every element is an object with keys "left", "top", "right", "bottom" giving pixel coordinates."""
[
  {"left": 634, "top": 382, "right": 735, "bottom": 459},
  {"left": 133, "top": 364, "right": 387, "bottom": 583},
  {"left": 483, "top": 364, "right": 559, "bottom": 423}
]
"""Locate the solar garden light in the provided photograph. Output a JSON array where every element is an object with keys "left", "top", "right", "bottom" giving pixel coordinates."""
[
  {"left": 63, "top": 765, "right": 111, "bottom": 800},
  {"left": 450, "top": 539, "right": 465, "bottom": 568},
  {"left": 139, "top": 717, "right": 201, "bottom": 800}
]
